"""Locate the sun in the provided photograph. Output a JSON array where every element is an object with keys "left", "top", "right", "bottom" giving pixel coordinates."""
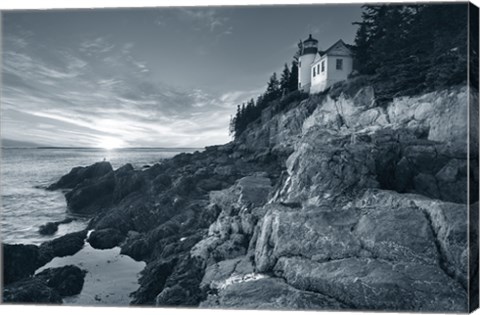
[{"left": 97, "top": 137, "right": 124, "bottom": 150}]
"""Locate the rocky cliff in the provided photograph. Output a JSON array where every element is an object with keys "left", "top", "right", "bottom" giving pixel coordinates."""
[{"left": 6, "top": 82, "right": 477, "bottom": 311}]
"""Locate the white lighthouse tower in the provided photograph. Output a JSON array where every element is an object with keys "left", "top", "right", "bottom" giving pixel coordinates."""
[{"left": 298, "top": 34, "right": 318, "bottom": 92}]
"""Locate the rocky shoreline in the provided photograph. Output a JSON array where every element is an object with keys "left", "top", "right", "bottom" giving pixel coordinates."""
[{"left": 2, "top": 82, "right": 478, "bottom": 311}]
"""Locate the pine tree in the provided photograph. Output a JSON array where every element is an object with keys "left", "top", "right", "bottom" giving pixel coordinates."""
[
  {"left": 280, "top": 63, "right": 291, "bottom": 92},
  {"left": 289, "top": 61, "right": 299, "bottom": 92},
  {"left": 265, "top": 72, "right": 280, "bottom": 101}
]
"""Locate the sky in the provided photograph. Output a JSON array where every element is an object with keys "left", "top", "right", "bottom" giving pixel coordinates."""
[{"left": 1, "top": 4, "right": 361, "bottom": 148}]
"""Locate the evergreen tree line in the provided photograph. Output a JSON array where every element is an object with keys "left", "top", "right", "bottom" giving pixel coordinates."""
[
  {"left": 229, "top": 57, "right": 300, "bottom": 138},
  {"left": 353, "top": 3, "right": 469, "bottom": 99}
]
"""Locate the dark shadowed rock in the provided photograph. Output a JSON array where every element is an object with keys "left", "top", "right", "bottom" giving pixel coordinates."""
[
  {"left": 155, "top": 256, "right": 206, "bottom": 306},
  {"left": 65, "top": 172, "right": 116, "bottom": 214},
  {"left": 38, "top": 218, "right": 76, "bottom": 236},
  {"left": 2, "top": 278, "right": 62, "bottom": 304},
  {"left": 131, "top": 258, "right": 177, "bottom": 305},
  {"left": 120, "top": 231, "right": 150, "bottom": 261},
  {"left": 35, "top": 265, "right": 87, "bottom": 297},
  {"left": 38, "top": 230, "right": 88, "bottom": 264},
  {"left": 38, "top": 222, "right": 58, "bottom": 235},
  {"left": 88, "top": 228, "right": 125, "bottom": 249},
  {"left": 2, "top": 244, "right": 41, "bottom": 285},
  {"left": 48, "top": 161, "right": 113, "bottom": 190}
]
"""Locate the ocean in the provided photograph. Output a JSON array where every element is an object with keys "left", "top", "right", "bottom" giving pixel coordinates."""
[{"left": 1, "top": 147, "right": 196, "bottom": 245}]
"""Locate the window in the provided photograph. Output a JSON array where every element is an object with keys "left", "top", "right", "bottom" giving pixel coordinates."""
[
  {"left": 336, "top": 59, "right": 343, "bottom": 70},
  {"left": 321, "top": 61, "right": 325, "bottom": 72},
  {"left": 317, "top": 64, "right": 320, "bottom": 73},
  {"left": 313, "top": 67, "right": 316, "bottom": 77}
]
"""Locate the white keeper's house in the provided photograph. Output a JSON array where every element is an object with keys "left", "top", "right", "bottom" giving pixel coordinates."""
[{"left": 298, "top": 34, "right": 353, "bottom": 94}]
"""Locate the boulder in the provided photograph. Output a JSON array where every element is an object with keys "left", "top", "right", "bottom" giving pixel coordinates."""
[
  {"left": 35, "top": 265, "right": 87, "bottom": 297},
  {"left": 88, "top": 228, "right": 125, "bottom": 249},
  {"left": 48, "top": 161, "right": 113, "bottom": 190},
  {"left": 38, "top": 230, "right": 88, "bottom": 264},
  {"left": 39, "top": 218, "right": 77, "bottom": 235},
  {"left": 38, "top": 222, "right": 58, "bottom": 235}
]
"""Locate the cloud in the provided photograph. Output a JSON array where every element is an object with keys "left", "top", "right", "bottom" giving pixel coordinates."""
[
  {"left": 155, "top": 8, "right": 233, "bottom": 38},
  {"left": 1, "top": 33, "right": 243, "bottom": 148},
  {"left": 179, "top": 8, "right": 228, "bottom": 32},
  {"left": 79, "top": 37, "right": 115, "bottom": 55}
]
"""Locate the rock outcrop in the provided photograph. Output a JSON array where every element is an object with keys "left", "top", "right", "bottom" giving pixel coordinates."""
[
  {"left": 29, "top": 83, "right": 476, "bottom": 311},
  {"left": 198, "top": 85, "right": 476, "bottom": 312}
]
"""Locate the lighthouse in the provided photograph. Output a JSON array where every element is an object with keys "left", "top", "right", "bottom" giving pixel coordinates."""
[{"left": 298, "top": 34, "right": 318, "bottom": 92}]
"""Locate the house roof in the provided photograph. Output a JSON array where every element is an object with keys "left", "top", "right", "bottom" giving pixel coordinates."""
[
  {"left": 310, "top": 39, "right": 352, "bottom": 65},
  {"left": 320, "top": 39, "right": 352, "bottom": 57}
]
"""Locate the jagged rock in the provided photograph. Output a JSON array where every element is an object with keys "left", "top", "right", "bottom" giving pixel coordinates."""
[
  {"left": 35, "top": 265, "right": 87, "bottom": 297},
  {"left": 87, "top": 228, "right": 125, "bottom": 249},
  {"left": 190, "top": 175, "right": 272, "bottom": 265},
  {"left": 2, "top": 278, "right": 62, "bottom": 304},
  {"left": 2, "top": 244, "right": 41, "bottom": 285},
  {"left": 48, "top": 161, "right": 113, "bottom": 190},
  {"left": 200, "top": 256, "right": 254, "bottom": 291},
  {"left": 200, "top": 277, "right": 347, "bottom": 310},
  {"left": 210, "top": 174, "right": 272, "bottom": 216},
  {"left": 278, "top": 129, "right": 379, "bottom": 204}
]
